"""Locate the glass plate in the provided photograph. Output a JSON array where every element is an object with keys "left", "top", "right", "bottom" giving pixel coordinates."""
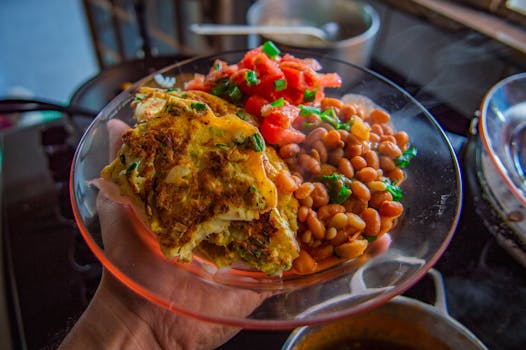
[{"left": 70, "top": 49, "right": 462, "bottom": 329}]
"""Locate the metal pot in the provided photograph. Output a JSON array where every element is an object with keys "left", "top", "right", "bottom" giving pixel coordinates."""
[
  {"left": 247, "top": 0, "right": 380, "bottom": 66},
  {"left": 282, "top": 269, "right": 488, "bottom": 350}
]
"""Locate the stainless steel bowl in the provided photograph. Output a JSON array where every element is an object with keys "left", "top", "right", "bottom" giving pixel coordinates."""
[
  {"left": 247, "top": 0, "right": 381, "bottom": 66},
  {"left": 282, "top": 270, "right": 488, "bottom": 350}
]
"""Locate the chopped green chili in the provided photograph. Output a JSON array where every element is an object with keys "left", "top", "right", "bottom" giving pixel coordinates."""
[
  {"left": 395, "top": 146, "right": 417, "bottom": 168},
  {"left": 262, "top": 41, "right": 281, "bottom": 59},
  {"left": 274, "top": 78, "right": 287, "bottom": 91}
]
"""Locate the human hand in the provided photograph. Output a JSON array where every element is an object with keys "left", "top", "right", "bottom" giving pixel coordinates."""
[{"left": 60, "top": 119, "right": 268, "bottom": 350}]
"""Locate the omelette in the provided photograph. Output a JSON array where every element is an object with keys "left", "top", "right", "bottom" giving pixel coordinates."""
[{"left": 101, "top": 87, "right": 299, "bottom": 275}]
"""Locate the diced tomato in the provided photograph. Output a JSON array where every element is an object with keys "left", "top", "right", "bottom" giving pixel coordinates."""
[
  {"left": 261, "top": 105, "right": 300, "bottom": 128},
  {"left": 260, "top": 119, "right": 305, "bottom": 146},
  {"left": 318, "top": 73, "right": 342, "bottom": 88},
  {"left": 244, "top": 95, "right": 268, "bottom": 117}
]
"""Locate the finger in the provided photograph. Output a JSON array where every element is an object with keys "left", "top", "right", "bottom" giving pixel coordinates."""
[{"left": 107, "top": 119, "right": 131, "bottom": 160}]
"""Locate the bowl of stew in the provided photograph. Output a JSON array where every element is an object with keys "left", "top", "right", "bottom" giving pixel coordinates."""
[{"left": 70, "top": 44, "right": 462, "bottom": 329}]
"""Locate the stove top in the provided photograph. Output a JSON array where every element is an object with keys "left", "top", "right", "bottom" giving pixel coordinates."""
[{"left": 2, "top": 1, "right": 526, "bottom": 349}]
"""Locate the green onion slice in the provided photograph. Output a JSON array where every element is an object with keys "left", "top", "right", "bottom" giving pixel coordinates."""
[
  {"left": 245, "top": 70, "right": 260, "bottom": 86},
  {"left": 262, "top": 41, "right": 281, "bottom": 59},
  {"left": 299, "top": 105, "right": 321, "bottom": 116},
  {"left": 303, "top": 89, "right": 317, "bottom": 102},
  {"left": 270, "top": 97, "right": 285, "bottom": 107},
  {"left": 274, "top": 78, "right": 287, "bottom": 91}
]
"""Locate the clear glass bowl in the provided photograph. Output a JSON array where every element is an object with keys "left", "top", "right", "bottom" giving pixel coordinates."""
[
  {"left": 70, "top": 50, "right": 462, "bottom": 329},
  {"left": 479, "top": 72, "right": 526, "bottom": 207}
]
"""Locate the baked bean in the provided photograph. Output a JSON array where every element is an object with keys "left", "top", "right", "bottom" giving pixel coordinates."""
[
  {"left": 338, "top": 158, "right": 354, "bottom": 179},
  {"left": 307, "top": 213, "right": 326, "bottom": 240},
  {"left": 361, "top": 208, "right": 381, "bottom": 236},
  {"left": 379, "top": 200, "right": 404, "bottom": 218},
  {"left": 301, "top": 230, "right": 313, "bottom": 244},
  {"left": 279, "top": 143, "right": 300, "bottom": 159},
  {"left": 300, "top": 196, "right": 313, "bottom": 208},
  {"left": 293, "top": 250, "right": 316, "bottom": 274},
  {"left": 334, "top": 239, "right": 368, "bottom": 259},
  {"left": 369, "top": 191, "right": 391, "bottom": 209},
  {"left": 326, "top": 227, "right": 338, "bottom": 240},
  {"left": 378, "top": 141, "right": 403, "bottom": 158},
  {"left": 350, "top": 180, "right": 371, "bottom": 201},
  {"left": 311, "top": 182, "right": 330, "bottom": 208},
  {"left": 379, "top": 156, "right": 396, "bottom": 172},
  {"left": 371, "top": 123, "right": 384, "bottom": 135},
  {"left": 317, "top": 204, "right": 346, "bottom": 221},
  {"left": 361, "top": 142, "right": 371, "bottom": 154},
  {"left": 369, "top": 109, "right": 391, "bottom": 124},
  {"left": 351, "top": 156, "right": 367, "bottom": 171},
  {"left": 394, "top": 131, "right": 409, "bottom": 150},
  {"left": 337, "top": 129, "right": 350, "bottom": 143},
  {"left": 298, "top": 153, "right": 321, "bottom": 174},
  {"left": 323, "top": 129, "right": 344, "bottom": 149},
  {"left": 275, "top": 171, "right": 299, "bottom": 192},
  {"left": 339, "top": 104, "right": 357, "bottom": 122},
  {"left": 380, "top": 134, "right": 397, "bottom": 143},
  {"left": 381, "top": 124, "right": 394, "bottom": 135},
  {"left": 295, "top": 182, "right": 315, "bottom": 200},
  {"left": 329, "top": 228, "right": 351, "bottom": 246},
  {"left": 291, "top": 174, "right": 303, "bottom": 187},
  {"left": 346, "top": 144, "right": 363, "bottom": 158},
  {"left": 369, "top": 133, "right": 381, "bottom": 143},
  {"left": 312, "top": 244, "right": 334, "bottom": 260},
  {"left": 346, "top": 212, "right": 366, "bottom": 230},
  {"left": 345, "top": 197, "right": 368, "bottom": 214},
  {"left": 368, "top": 180, "right": 387, "bottom": 192},
  {"left": 387, "top": 168, "right": 405, "bottom": 184},
  {"left": 305, "top": 127, "right": 328, "bottom": 146},
  {"left": 379, "top": 217, "right": 394, "bottom": 235},
  {"left": 320, "top": 163, "right": 338, "bottom": 176},
  {"left": 328, "top": 147, "right": 345, "bottom": 166},
  {"left": 356, "top": 167, "right": 378, "bottom": 183},
  {"left": 321, "top": 97, "right": 344, "bottom": 110},
  {"left": 312, "top": 140, "right": 328, "bottom": 163},
  {"left": 329, "top": 212, "right": 349, "bottom": 229},
  {"left": 298, "top": 206, "right": 310, "bottom": 222}
]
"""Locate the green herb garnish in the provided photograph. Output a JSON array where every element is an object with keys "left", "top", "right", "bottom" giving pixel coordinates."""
[
  {"left": 166, "top": 88, "right": 180, "bottom": 92},
  {"left": 190, "top": 102, "right": 207, "bottom": 112},
  {"left": 384, "top": 178, "right": 403, "bottom": 202},
  {"left": 247, "top": 133, "right": 265, "bottom": 152},
  {"left": 274, "top": 78, "right": 287, "bottom": 91},
  {"left": 245, "top": 70, "right": 260, "bottom": 87},
  {"left": 321, "top": 173, "right": 353, "bottom": 204},
  {"left": 262, "top": 41, "right": 281, "bottom": 59},
  {"left": 227, "top": 84, "right": 243, "bottom": 102},
  {"left": 395, "top": 146, "right": 417, "bottom": 168},
  {"left": 214, "top": 63, "right": 221, "bottom": 70},
  {"left": 126, "top": 161, "right": 138, "bottom": 174},
  {"left": 133, "top": 93, "right": 145, "bottom": 102},
  {"left": 320, "top": 108, "right": 352, "bottom": 130}
]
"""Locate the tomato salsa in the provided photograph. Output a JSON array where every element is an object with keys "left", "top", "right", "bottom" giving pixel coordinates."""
[{"left": 185, "top": 41, "right": 342, "bottom": 146}]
